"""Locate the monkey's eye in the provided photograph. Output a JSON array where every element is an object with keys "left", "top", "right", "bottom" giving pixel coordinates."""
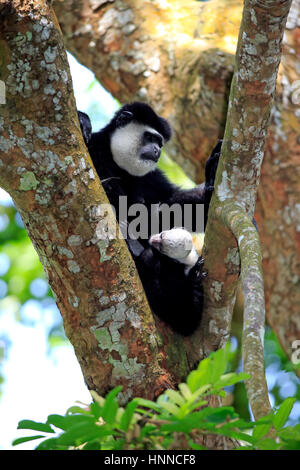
[{"left": 143, "top": 131, "right": 163, "bottom": 147}]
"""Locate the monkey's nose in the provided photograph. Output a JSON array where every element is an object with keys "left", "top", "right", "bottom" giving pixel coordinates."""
[
  {"left": 149, "top": 234, "right": 162, "bottom": 250},
  {"left": 153, "top": 144, "right": 161, "bottom": 160}
]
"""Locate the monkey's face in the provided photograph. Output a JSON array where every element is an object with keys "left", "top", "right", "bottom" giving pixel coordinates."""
[
  {"left": 110, "top": 122, "right": 164, "bottom": 177},
  {"left": 149, "top": 228, "right": 194, "bottom": 261}
]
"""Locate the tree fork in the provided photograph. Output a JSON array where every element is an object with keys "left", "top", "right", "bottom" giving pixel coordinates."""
[{"left": 0, "top": 0, "right": 204, "bottom": 404}]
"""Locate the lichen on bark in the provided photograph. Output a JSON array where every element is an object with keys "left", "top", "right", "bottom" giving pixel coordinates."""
[
  {"left": 0, "top": 0, "right": 209, "bottom": 406},
  {"left": 201, "top": 0, "right": 292, "bottom": 419}
]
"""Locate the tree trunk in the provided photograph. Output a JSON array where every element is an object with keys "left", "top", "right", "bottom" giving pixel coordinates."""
[
  {"left": 256, "top": 0, "right": 300, "bottom": 366},
  {"left": 52, "top": 0, "right": 300, "bottom": 364},
  {"left": 0, "top": 0, "right": 203, "bottom": 406}
]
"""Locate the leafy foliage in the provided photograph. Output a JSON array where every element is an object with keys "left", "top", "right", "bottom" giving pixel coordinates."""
[{"left": 12, "top": 349, "right": 299, "bottom": 450}]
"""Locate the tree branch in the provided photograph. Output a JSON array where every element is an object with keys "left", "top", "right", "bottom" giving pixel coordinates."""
[
  {"left": 220, "top": 203, "right": 271, "bottom": 418},
  {"left": 201, "top": 0, "right": 292, "bottom": 419}
]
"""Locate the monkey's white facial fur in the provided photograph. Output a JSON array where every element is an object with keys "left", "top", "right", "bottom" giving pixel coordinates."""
[
  {"left": 110, "top": 123, "right": 163, "bottom": 177},
  {"left": 150, "top": 228, "right": 198, "bottom": 268}
]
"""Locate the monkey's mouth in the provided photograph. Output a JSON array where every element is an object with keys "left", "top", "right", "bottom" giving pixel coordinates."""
[{"left": 140, "top": 150, "right": 161, "bottom": 163}]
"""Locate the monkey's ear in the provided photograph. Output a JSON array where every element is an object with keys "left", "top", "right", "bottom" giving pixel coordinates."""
[{"left": 116, "top": 110, "right": 134, "bottom": 128}]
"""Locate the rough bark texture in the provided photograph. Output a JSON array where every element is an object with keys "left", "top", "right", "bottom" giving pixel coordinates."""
[
  {"left": 0, "top": 0, "right": 297, "bottom": 441},
  {"left": 52, "top": 0, "right": 300, "bottom": 365},
  {"left": 201, "top": 0, "right": 291, "bottom": 419},
  {"left": 0, "top": 0, "right": 204, "bottom": 405},
  {"left": 257, "top": 0, "right": 300, "bottom": 366}
]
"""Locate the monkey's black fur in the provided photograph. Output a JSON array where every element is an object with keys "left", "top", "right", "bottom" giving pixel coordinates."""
[
  {"left": 78, "top": 103, "right": 221, "bottom": 335},
  {"left": 136, "top": 248, "right": 207, "bottom": 335}
]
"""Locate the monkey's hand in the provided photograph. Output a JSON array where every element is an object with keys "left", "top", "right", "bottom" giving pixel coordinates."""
[
  {"left": 205, "top": 139, "right": 222, "bottom": 189},
  {"left": 78, "top": 110, "right": 92, "bottom": 146}
]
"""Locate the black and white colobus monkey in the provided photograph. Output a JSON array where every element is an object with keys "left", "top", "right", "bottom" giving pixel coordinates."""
[{"left": 78, "top": 102, "right": 221, "bottom": 335}]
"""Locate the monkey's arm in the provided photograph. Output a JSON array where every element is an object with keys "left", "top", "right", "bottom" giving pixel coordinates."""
[
  {"left": 166, "top": 140, "right": 222, "bottom": 230},
  {"left": 173, "top": 140, "right": 222, "bottom": 204}
]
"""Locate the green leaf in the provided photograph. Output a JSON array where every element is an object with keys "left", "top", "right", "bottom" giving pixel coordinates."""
[
  {"left": 186, "top": 349, "right": 227, "bottom": 392},
  {"left": 280, "top": 440, "right": 300, "bottom": 450},
  {"left": 187, "top": 358, "right": 211, "bottom": 392},
  {"left": 57, "top": 422, "right": 110, "bottom": 446},
  {"left": 220, "top": 417, "right": 253, "bottom": 432},
  {"left": 165, "top": 390, "right": 185, "bottom": 407},
  {"left": 192, "top": 384, "right": 211, "bottom": 397},
  {"left": 101, "top": 386, "right": 122, "bottom": 424},
  {"left": 201, "top": 406, "right": 237, "bottom": 424},
  {"left": 278, "top": 426, "right": 300, "bottom": 442},
  {"left": 109, "top": 438, "right": 126, "bottom": 450},
  {"left": 160, "top": 407, "right": 236, "bottom": 434},
  {"left": 273, "top": 398, "right": 296, "bottom": 430},
  {"left": 82, "top": 440, "right": 101, "bottom": 450},
  {"left": 17, "top": 419, "right": 54, "bottom": 434},
  {"left": 135, "top": 397, "right": 162, "bottom": 413},
  {"left": 46, "top": 413, "right": 95, "bottom": 431},
  {"left": 214, "top": 372, "right": 250, "bottom": 389},
  {"left": 102, "top": 402, "right": 118, "bottom": 425},
  {"left": 187, "top": 400, "right": 208, "bottom": 413},
  {"left": 46, "top": 414, "right": 69, "bottom": 430},
  {"left": 140, "top": 424, "right": 157, "bottom": 439},
  {"left": 12, "top": 435, "right": 45, "bottom": 446},
  {"left": 209, "top": 348, "right": 227, "bottom": 383},
  {"left": 252, "top": 423, "right": 272, "bottom": 441},
  {"left": 35, "top": 437, "right": 62, "bottom": 450},
  {"left": 66, "top": 406, "right": 92, "bottom": 415},
  {"left": 187, "top": 365, "right": 210, "bottom": 392},
  {"left": 256, "top": 438, "right": 280, "bottom": 450},
  {"left": 120, "top": 400, "right": 139, "bottom": 432},
  {"left": 161, "top": 418, "right": 195, "bottom": 434},
  {"left": 178, "top": 383, "right": 192, "bottom": 400},
  {"left": 159, "top": 401, "right": 180, "bottom": 416},
  {"left": 90, "top": 401, "right": 102, "bottom": 419}
]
